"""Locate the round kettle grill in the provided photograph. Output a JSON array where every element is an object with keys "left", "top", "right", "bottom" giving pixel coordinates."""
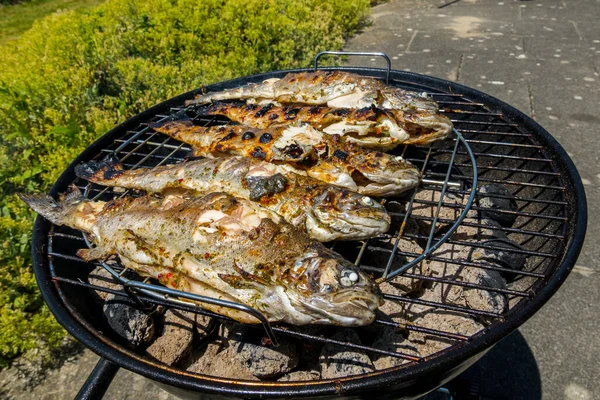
[{"left": 31, "top": 52, "right": 587, "bottom": 399}]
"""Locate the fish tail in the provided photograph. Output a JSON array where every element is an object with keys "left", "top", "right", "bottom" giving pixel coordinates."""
[
  {"left": 75, "top": 154, "right": 124, "bottom": 183},
  {"left": 18, "top": 185, "right": 85, "bottom": 226}
]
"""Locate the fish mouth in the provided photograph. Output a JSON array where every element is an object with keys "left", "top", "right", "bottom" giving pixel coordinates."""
[
  {"left": 332, "top": 288, "right": 383, "bottom": 311},
  {"left": 300, "top": 289, "right": 382, "bottom": 326}
]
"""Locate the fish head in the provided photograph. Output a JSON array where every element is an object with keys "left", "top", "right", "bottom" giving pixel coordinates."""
[
  {"left": 380, "top": 88, "right": 440, "bottom": 112},
  {"left": 348, "top": 150, "right": 422, "bottom": 197},
  {"left": 273, "top": 249, "right": 383, "bottom": 326},
  {"left": 307, "top": 188, "right": 390, "bottom": 241},
  {"left": 398, "top": 111, "right": 454, "bottom": 145}
]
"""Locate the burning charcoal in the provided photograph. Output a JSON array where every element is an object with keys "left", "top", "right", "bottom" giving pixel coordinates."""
[
  {"left": 277, "top": 370, "right": 321, "bottom": 382},
  {"left": 234, "top": 333, "right": 299, "bottom": 378},
  {"left": 102, "top": 293, "right": 154, "bottom": 347},
  {"left": 145, "top": 309, "right": 195, "bottom": 366},
  {"left": 371, "top": 327, "right": 419, "bottom": 370},
  {"left": 320, "top": 329, "right": 375, "bottom": 379},
  {"left": 468, "top": 239, "right": 527, "bottom": 275},
  {"left": 477, "top": 184, "right": 518, "bottom": 227}
]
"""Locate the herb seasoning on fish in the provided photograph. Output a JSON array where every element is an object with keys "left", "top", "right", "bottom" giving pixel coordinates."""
[
  {"left": 19, "top": 189, "right": 383, "bottom": 326},
  {"left": 152, "top": 120, "right": 421, "bottom": 197},
  {"left": 74, "top": 155, "right": 391, "bottom": 242}
]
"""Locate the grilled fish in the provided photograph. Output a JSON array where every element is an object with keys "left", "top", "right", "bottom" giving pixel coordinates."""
[
  {"left": 75, "top": 155, "right": 391, "bottom": 242},
  {"left": 199, "top": 102, "right": 449, "bottom": 149},
  {"left": 152, "top": 120, "right": 421, "bottom": 196},
  {"left": 186, "top": 71, "right": 453, "bottom": 145},
  {"left": 20, "top": 189, "right": 383, "bottom": 325}
]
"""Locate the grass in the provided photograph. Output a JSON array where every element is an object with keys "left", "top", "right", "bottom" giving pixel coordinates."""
[{"left": 0, "top": 0, "right": 104, "bottom": 44}]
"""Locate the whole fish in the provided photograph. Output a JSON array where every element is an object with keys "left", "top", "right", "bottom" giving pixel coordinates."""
[
  {"left": 152, "top": 119, "right": 421, "bottom": 197},
  {"left": 198, "top": 102, "right": 450, "bottom": 149},
  {"left": 186, "top": 70, "right": 453, "bottom": 144},
  {"left": 75, "top": 155, "right": 391, "bottom": 242},
  {"left": 20, "top": 189, "right": 383, "bottom": 326}
]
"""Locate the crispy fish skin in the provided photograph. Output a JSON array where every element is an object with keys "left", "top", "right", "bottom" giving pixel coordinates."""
[
  {"left": 75, "top": 155, "right": 391, "bottom": 242},
  {"left": 152, "top": 120, "right": 421, "bottom": 196},
  {"left": 186, "top": 71, "right": 453, "bottom": 145},
  {"left": 200, "top": 102, "right": 450, "bottom": 149},
  {"left": 19, "top": 190, "right": 383, "bottom": 326},
  {"left": 187, "top": 71, "right": 384, "bottom": 108}
]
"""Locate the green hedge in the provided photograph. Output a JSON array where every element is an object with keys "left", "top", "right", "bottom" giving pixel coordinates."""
[{"left": 0, "top": 0, "right": 370, "bottom": 367}]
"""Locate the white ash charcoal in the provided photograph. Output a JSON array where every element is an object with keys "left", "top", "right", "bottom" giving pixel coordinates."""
[
  {"left": 371, "top": 327, "right": 420, "bottom": 370},
  {"left": 87, "top": 266, "right": 122, "bottom": 301},
  {"left": 374, "top": 236, "right": 430, "bottom": 298},
  {"left": 452, "top": 217, "right": 509, "bottom": 242},
  {"left": 460, "top": 263, "right": 508, "bottom": 313},
  {"left": 277, "top": 370, "right": 321, "bottom": 382},
  {"left": 187, "top": 341, "right": 259, "bottom": 381},
  {"left": 411, "top": 188, "right": 476, "bottom": 233},
  {"left": 186, "top": 324, "right": 258, "bottom": 381},
  {"left": 102, "top": 293, "right": 155, "bottom": 347},
  {"left": 408, "top": 311, "right": 484, "bottom": 357},
  {"left": 320, "top": 329, "right": 375, "bottom": 379},
  {"left": 467, "top": 239, "right": 527, "bottom": 274},
  {"left": 195, "top": 313, "right": 214, "bottom": 339},
  {"left": 420, "top": 245, "right": 507, "bottom": 314},
  {"left": 235, "top": 336, "right": 299, "bottom": 378},
  {"left": 218, "top": 323, "right": 299, "bottom": 379},
  {"left": 477, "top": 184, "right": 518, "bottom": 227},
  {"left": 145, "top": 309, "right": 195, "bottom": 366}
]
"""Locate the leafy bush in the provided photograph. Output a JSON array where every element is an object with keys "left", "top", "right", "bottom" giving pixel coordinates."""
[{"left": 0, "top": 0, "right": 370, "bottom": 367}]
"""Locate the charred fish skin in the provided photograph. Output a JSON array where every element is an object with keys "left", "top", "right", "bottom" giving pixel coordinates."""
[
  {"left": 187, "top": 70, "right": 440, "bottom": 112},
  {"left": 199, "top": 102, "right": 412, "bottom": 149},
  {"left": 75, "top": 155, "right": 391, "bottom": 242},
  {"left": 152, "top": 120, "right": 421, "bottom": 197},
  {"left": 19, "top": 190, "right": 383, "bottom": 326},
  {"left": 186, "top": 71, "right": 453, "bottom": 146}
]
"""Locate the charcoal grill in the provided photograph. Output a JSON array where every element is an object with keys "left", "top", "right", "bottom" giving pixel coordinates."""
[{"left": 31, "top": 52, "right": 587, "bottom": 399}]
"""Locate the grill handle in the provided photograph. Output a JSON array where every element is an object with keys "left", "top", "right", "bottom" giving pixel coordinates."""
[
  {"left": 313, "top": 51, "right": 391, "bottom": 83},
  {"left": 75, "top": 357, "right": 120, "bottom": 400}
]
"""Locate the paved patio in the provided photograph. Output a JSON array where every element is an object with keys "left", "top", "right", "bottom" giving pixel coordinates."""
[{"left": 1, "top": 0, "right": 597, "bottom": 399}]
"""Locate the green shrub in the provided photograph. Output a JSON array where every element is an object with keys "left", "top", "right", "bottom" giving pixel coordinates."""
[{"left": 0, "top": 0, "right": 370, "bottom": 367}]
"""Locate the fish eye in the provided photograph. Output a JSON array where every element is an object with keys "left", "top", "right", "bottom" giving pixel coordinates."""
[
  {"left": 361, "top": 196, "right": 374, "bottom": 206},
  {"left": 340, "top": 269, "right": 359, "bottom": 287}
]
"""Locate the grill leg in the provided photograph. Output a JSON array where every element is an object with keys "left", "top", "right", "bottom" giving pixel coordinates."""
[{"left": 75, "top": 357, "right": 120, "bottom": 400}]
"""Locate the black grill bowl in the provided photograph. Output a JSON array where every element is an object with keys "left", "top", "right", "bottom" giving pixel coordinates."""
[{"left": 31, "top": 67, "right": 587, "bottom": 399}]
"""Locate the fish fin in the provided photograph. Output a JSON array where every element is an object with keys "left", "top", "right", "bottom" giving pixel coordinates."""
[
  {"left": 218, "top": 273, "right": 259, "bottom": 290},
  {"left": 76, "top": 246, "right": 113, "bottom": 262},
  {"left": 18, "top": 187, "right": 85, "bottom": 226},
  {"left": 75, "top": 154, "right": 124, "bottom": 183},
  {"left": 232, "top": 262, "right": 271, "bottom": 286},
  {"left": 150, "top": 118, "right": 194, "bottom": 134}
]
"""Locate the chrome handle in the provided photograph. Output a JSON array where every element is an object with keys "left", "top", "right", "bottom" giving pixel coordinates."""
[{"left": 313, "top": 51, "right": 392, "bottom": 84}]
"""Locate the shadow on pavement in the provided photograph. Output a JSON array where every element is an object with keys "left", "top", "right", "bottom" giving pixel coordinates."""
[{"left": 424, "top": 329, "right": 541, "bottom": 400}]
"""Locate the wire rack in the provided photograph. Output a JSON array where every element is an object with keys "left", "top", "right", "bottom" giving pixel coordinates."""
[{"left": 44, "top": 61, "right": 569, "bottom": 376}]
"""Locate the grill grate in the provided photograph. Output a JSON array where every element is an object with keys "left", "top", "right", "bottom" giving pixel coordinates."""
[{"left": 44, "top": 67, "right": 570, "bottom": 383}]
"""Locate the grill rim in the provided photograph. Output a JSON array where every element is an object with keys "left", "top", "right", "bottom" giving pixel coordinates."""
[{"left": 32, "top": 66, "right": 588, "bottom": 398}]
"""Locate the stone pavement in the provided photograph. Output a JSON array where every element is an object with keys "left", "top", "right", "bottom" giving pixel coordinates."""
[
  {"left": 345, "top": 0, "right": 599, "bottom": 399},
  {"left": 1, "top": 0, "right": 598, "bottom": 399}
]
